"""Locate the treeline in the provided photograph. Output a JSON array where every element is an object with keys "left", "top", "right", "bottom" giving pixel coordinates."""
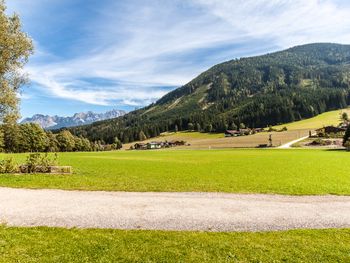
[
  {"left": 0, "top": 123, "right": 122, "bottom": 153},
  {"left": 68, "top": 87, "right": 350, "bottom": 144}
]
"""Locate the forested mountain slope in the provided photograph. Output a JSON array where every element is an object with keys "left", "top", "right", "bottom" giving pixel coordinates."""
[{"left": 68, "top": 43, "right": 350, "bottom": 143}]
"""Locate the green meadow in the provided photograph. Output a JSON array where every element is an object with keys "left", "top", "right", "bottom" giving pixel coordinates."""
[
  {"left": 274, "top": 108, "right": 350, "bottom": 130},
  {"left": 0, "top": 149, "right": 349, "bottom": 195},
  {"left": 0, "top": 227, "right": 349, "bottom": 263}
]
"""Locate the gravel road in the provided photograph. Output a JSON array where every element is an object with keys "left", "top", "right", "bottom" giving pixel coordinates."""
[{"left": 1, "top": 187, "right": 350, "bottom": 232}]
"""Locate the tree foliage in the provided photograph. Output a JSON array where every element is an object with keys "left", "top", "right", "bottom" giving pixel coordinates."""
[{"left": 0, "top": 0, "right": 33, "bottom": 124}]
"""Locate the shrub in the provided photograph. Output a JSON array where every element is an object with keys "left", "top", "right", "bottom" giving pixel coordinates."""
[
  {"left": 23, "top": 153, "right": 58, "bottom": 173},
  {"left": 0, "top": 158, "right": 19, "bottom": 174}
]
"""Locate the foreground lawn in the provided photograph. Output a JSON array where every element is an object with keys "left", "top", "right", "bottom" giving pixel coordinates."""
[
  {"left": 0, "top": 227, "right": 349, "bottom": 262},
  {"left": 0, "top": 149, "right": 350, "bottom": 195}
]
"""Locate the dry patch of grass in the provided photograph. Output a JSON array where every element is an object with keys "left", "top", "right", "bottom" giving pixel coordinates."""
[{"left": 124, "top": 130, "right": 310, "bottom": 149}]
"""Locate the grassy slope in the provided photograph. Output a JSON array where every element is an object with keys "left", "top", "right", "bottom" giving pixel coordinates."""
[
  {"left": 1, "top": 149, "right": 350, "bottom": 195},
  {"left": 274, "top": 108, "right": 350, "bottom": 130},
  {"left": 0, "top": 227, "right": 350, "bottom": 263}
]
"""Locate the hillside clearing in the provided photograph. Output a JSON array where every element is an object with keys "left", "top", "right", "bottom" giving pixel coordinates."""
[
  {"left": 274, "top": 108, "right": 350, "bottom": 130},
  {"left": 1, "top": 149, "right": 350, "bottom": 195}
]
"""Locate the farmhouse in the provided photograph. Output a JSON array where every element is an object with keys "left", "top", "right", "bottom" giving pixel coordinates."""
[
  {"left": 225, "top": 129, "right": 255, "bottom": 137},
  {"left": 225, "top": 130, "right": 241, "bottom": 137},
  {"left": 147, "top": 142, "right": 163, "bottom": 149},
  {"left": 134, "top": 143, "right": 147, "bottom": 150},
  {"left": 132, "top": 140, "right": 186, "bottom": 150}
]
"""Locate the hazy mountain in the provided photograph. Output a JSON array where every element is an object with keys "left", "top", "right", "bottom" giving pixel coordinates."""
[
  {"left": 68, "top": 43, "right": 350, "bottom": 143},
  {"left": 21, "top": 109, "right": 126, "bottom": 129}
]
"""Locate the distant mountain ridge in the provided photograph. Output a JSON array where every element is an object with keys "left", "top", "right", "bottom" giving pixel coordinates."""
[{"left": 21, "top": 109, "right": 126, "bottom": 129}]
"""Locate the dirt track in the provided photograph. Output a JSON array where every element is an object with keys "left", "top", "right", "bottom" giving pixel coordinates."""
[{"left": 1, "top": 187, "right": 350, "bottom": 232}]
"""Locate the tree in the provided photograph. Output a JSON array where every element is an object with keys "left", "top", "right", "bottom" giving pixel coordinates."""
[
  {"left": 239, "top": 123, "right": 246, "bottom": 129},
  {"left": 113, "top": 137, "right": 122, "bottom": 150},
  {"left": 3, "top": 123, "right": 19, "bottom": 153},
  {"left": 187, "top": 123, "right": 194, "bottom": 131},
  {"left": 18, "top": 123, "right": 48, "bottom": 152},
  {"left": 342, "top": 112, "right": 349, "bottom": 122},
  {"left": 0, "top": 1, "right": 33, "bottom": 124},
  {"left": 174, "top": 125, "right": 178, "bottom": 133},
  {"left": 195, "top": 123, "right": 201, "bottom": 132},
  {"left": 0, "top": 125, "right": 4, "bottom": 152},
  {"left": 46, "top": 131, "right": 59, "bottom": 152},
  {"left": 56, "top": 130, "right": 76, "bottom": 152},
  {"left": 139, "top": 131, "right": 147, "bottom": 141},
  {"left": 204, "top": 123, "right": 213, "bottom": 133}
]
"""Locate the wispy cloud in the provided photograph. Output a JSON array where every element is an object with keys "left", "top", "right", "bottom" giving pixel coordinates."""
[{"left": 7, "top": 0, "right": 350, "bottom": 110}]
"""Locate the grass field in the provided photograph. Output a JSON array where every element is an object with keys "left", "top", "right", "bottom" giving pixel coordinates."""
[
  {"left": 1, "top": 149, "right": 350, "bottom": 195},
  {"left": 0, "top": 227, "right": 349, "bottom": 262},
  {"left": 124, "top": 129, "right": 310, "bottom": 149},
  {"left": 274, "top": 108, "right": 350, "bottom": 130},
  {"left": 122, "top": 108, "right": 350, "bottom": 149}
]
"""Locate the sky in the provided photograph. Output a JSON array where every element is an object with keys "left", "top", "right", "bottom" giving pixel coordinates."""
[{"left": 5, "top": 0, "right": 350, "bottom": 118}]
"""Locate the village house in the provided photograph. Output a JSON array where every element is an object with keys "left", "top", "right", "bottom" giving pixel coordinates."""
[
  {"left": 147, "top": 142, "right": 163, "bottom": 149},
  {"left": 225, "top": 130, "right": 241, "bottom": 137},
  {"left": 132, "top": 140, "right": 186, "bottom": 150},
  {"left": 225, "top": 128, "right": 258, "bottom": 137}
]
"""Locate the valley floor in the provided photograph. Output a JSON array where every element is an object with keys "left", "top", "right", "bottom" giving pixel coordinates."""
[{"left": 1, "top": 149, "right": 350, "bottom": 195}]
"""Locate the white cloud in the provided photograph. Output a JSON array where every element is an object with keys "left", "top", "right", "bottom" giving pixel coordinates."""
[
  {"left": 10, "top": 0, "right": 350, "bottom": 108},
  {"left": 193, "top": 0, "right": 350, "bottom": 46}
]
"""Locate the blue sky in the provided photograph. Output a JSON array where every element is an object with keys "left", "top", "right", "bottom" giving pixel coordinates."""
[{"left": 6, "top": 0, "right": 350, "bottom": 118}]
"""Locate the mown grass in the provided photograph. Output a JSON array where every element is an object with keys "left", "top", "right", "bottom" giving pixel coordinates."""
[
  {"left": 0, "top": 227, "right": 349, "bottom": 263},
  {"left": 274, "top": 108, "right": 350, "bottom": 130},
  {"left": 0, "top": 149, "right": 350, "bottom": 195}
]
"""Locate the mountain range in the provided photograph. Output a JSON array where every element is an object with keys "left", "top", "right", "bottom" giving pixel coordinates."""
[
  {"left": 68, "top": 43, "right": 350, "bottom": 143},
  {"left": 21, "top": 109, "right": 126, "bottom": 129}
]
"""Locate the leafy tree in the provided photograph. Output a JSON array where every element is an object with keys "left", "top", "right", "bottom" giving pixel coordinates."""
[
  {"left": 56, "top": 130, "right": 76, "bottom": 152},
  {"left": 80, "top": 137, "right": 92, "bottom": 151},
  {"left": 113, "top": 137, "right": 122, "bottom": 150},
  {"left": 18, "top": 123, "right": 48, "bottom": 152},
  {"left": 0, "top": 126, "right": 4, "bottom": 152},
  {"left": 3, "top": 123, "right": 19, "bottom": 153},
  {"left": 0, "top": 1, "right": 33, "bottom": 124},
  {"left": 239, "top": 123, "right": 246, "bottom": 129},
  {"left": 46, "top": 131, "right": 59, "bottom": 152}
]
